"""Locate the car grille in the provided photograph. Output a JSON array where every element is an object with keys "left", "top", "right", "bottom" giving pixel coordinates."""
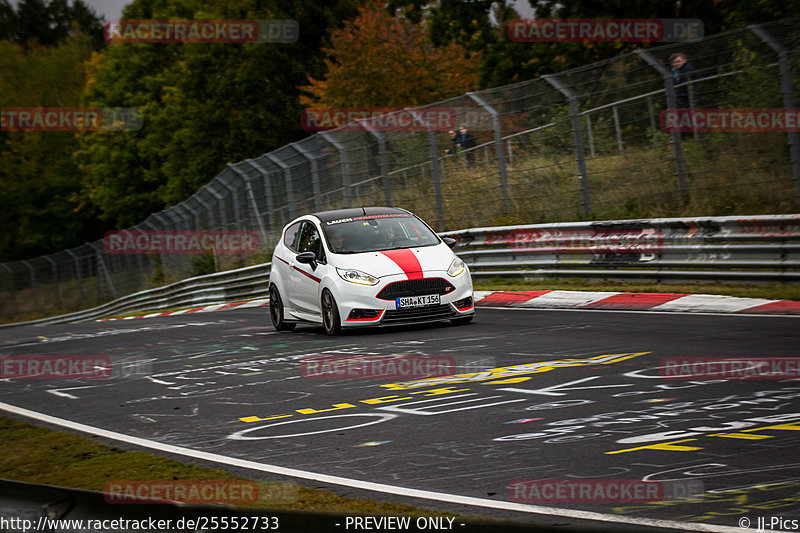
[
  {"left": 376, "top": 278, "right": 455, "bottom": 300},
  {"left": 382, "top": 304, "right": 457, "bottom": 324}
]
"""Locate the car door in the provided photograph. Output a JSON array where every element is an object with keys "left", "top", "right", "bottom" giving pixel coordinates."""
[{"left": 288, "top": 221, "right": 326, "bottom": 316}]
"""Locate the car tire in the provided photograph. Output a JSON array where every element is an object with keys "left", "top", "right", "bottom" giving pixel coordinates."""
[
  {"left": 270, "top": 284, "right": 295, "bottom": 331},
  {"left": 451, "top": 315, "right": 474, "bottom": 326},
  {"left": 321, "top": 289, "right": 342, "bottom": 336}
]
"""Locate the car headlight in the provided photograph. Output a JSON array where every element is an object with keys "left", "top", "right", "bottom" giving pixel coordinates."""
[
  {"left": 447, "top": 258, "right": 465, "bottom": 277},
  {"left": 337, "top": 268, "right": 379, "bottom": 285}
]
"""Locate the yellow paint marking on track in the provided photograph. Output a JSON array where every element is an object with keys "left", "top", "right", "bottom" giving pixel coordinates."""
[{"left": 381, "top": 352, "right": 651, "bottom": 390}]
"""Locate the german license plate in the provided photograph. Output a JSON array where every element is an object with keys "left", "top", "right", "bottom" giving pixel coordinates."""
[{"left": 395, "top": 294, "right": 440, "bottom": 309}]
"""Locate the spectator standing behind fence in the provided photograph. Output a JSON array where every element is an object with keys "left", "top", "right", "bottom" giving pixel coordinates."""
[
  {"left": 458, "top": 125, "right": 476, "bottom": 167},
  {"left": 444, "top": 130, "right": 459, "bottom": 155},
  {"left": 669, "top": 52, "right": 698, "bottom": 109}
]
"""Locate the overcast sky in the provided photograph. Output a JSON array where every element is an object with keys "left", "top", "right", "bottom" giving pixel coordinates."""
[
  {"left": 82, "top": 0, "right": 130, "bottom": 20},
  {"left": 7, "top": 0, "right": 129, "bottom": 19}
]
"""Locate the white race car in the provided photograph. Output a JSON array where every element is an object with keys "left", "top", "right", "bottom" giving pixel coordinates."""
[{"left": 268, "top": 207, "right": 474, "bottom": 335}]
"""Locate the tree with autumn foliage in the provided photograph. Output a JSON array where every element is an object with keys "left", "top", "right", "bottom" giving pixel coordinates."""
[{"left": 299, "top": 1, "right": 480, "bottom": 109}]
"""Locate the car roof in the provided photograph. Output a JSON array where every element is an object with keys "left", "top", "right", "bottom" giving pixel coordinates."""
[{"left": 312, "top": 207, "right": 410, "bottom": 224}]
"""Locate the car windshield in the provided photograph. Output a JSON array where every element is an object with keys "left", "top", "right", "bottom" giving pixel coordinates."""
[{"left": 322, "top": 214, "right": 440, "bottom": 254}]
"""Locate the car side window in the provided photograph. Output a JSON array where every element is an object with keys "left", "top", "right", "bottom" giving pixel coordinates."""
[
  {"left": 297, "top": 222, "right": 326, "bottom": 263},
  {"left": 283, "top": 222, "right": 302, "bottom": 251}
]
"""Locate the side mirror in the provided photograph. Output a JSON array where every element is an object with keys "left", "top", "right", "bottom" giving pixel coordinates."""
[
  {"left": 443, "top": 237, "right": 457, "bottom": 248},
  {"left": 296, "top": 251, "right": 318, "bottom": 270}
]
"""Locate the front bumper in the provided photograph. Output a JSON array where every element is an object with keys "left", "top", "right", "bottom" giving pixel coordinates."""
[{"left": 335, "top": 272, "right": 474, "bottom": 328}]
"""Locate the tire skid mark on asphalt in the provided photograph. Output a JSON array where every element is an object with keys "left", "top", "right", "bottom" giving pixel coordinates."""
[{"left": 0, "top": 401, "right": 744, "bottom": 533}]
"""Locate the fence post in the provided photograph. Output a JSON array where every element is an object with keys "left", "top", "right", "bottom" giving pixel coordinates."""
[
  {"left": 466, "top": 92, "right": 511, "bottom": 216},
  {"left": 129, "top": 223, "right": 149, "bottom": 291},
  {"left": 543, "top": 74, "right": 592, "bottom": 216},
  {"left": 148, "top": 214, "right": 171, "bottom": 277},
  {"left": 163, "top": 208, "right": 183, "bottom": 232},
  {"left": 318, "top": 132, "right": 352, "bottom": 209},
  {"left": 406, "top": 108, "right": 445, "bottom": 229},
  {"left": 749, "top": 24, "right": 800, "bottom": 205},
  {"left": 585, "top": 114, "right": 596, "bottom": 156},
  {"left": 289, "top": 142, "right": 324, "bottom": 211},
  {"left": 428, "top": 130, "right": 445, "bottom": 230},
  {"left": 612, "top": 105, "right": 623, "bottom": 152},
  {"left": 357, "top": 120, "right": 392, "bottom": 206},
  {"left": 44, "top": 256, "right": 60, "bottom": 307},
  {"left": 229, "top": 163, "right": 269, "bottom": 253},
  {"left": 163, "top": 208, "right": 188, "bottom": 279},
  {"left": 192, "top": 196, "right": 216, "bottom": 230},
  {"left": 217, "top": 174, "right": 245, "bottom": 232},
  {"left": 205, "top": 183, "right": 230, "bottom": 230},
  {"left": 636, "top": 50, "right": 688, "bottom": 197},
  {"left": 173, "top": 203, "right": 188, "bottom": 230},
  {"left": 246, "top": 158, "right": 276, "bottom": 236},
  {"left": 647, "top": 96, "right": 658, "bottom": 144},
  {"left": 66, "top": 249, "right": 84, "bottom": 308},
  {"left": 91, "top": 241, "right": 117, "bottom": 300},
  {"left": 140, "top": 219, "right": 164, "bottom": 282},
  {"left": 2, "top": 264, "right": 16, "bottom": 312},
  {"left": 265, "top": 153, "right": 297, "bottom": 218},
  {"left": 21, "top": 260, "right": 38, "bottom": 310}
]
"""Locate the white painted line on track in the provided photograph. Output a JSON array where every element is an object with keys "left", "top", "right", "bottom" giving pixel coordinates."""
[{"left": 0, "top": 401, "right": 742, "bottom": 532}]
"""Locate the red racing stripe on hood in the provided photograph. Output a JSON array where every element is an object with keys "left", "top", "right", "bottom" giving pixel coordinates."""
[{"left": 379, "top": 249, "right": 423, "bottom": 280}]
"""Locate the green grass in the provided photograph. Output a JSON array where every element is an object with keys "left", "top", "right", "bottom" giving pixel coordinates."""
[{"left": 0, "top": 415, "right": 460, "bottom": 516}]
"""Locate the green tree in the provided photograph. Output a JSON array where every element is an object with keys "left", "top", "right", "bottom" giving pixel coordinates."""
[
  {"left": 0, "top": 36, "right": 101, "bottom": 261},
  {"left": 299, "top": 0, "right": 480, "bottom": 108},
  {"left": 75, "top": 0, "right": 362, "bottom": 228},
  {"left": 0, "top": 0, "right": 105, "bottom": 50}
]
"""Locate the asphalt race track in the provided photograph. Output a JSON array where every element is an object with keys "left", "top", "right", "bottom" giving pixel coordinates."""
[{"left": 1, "top": 306, "right": 799, "bottom": 532}]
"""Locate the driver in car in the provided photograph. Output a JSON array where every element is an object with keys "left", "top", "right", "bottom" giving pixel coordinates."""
[
  {"left": 328, "top": 231, "right": 345, "bottom": 253},
  {"left": 378, "top": 226, "right": 396, "bottom": 248}
]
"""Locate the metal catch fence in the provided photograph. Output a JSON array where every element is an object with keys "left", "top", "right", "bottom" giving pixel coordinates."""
[{"left": 2, "top": 20, "right": 800, "bottom": 322}]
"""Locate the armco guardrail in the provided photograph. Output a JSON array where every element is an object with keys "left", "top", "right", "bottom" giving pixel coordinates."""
[
  {"left": 3, "top": 215, "right": 798, "bottom": 328},
  {"left": 0, "top": 263, "right": 271, "bottom": 328},
  {"left": 443, "top": 214, "right": 800, "bottom": 283}
]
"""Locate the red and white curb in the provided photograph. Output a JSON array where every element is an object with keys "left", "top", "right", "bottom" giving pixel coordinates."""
[
  {"left": 97, "top": 298, "right": 270, "bottom": 321},
  {"left": 97, "top": 291, "right": 800, "bottom": 322},
  {"left": 473, "top": 290, "right": 800, "bottom": 315}
]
